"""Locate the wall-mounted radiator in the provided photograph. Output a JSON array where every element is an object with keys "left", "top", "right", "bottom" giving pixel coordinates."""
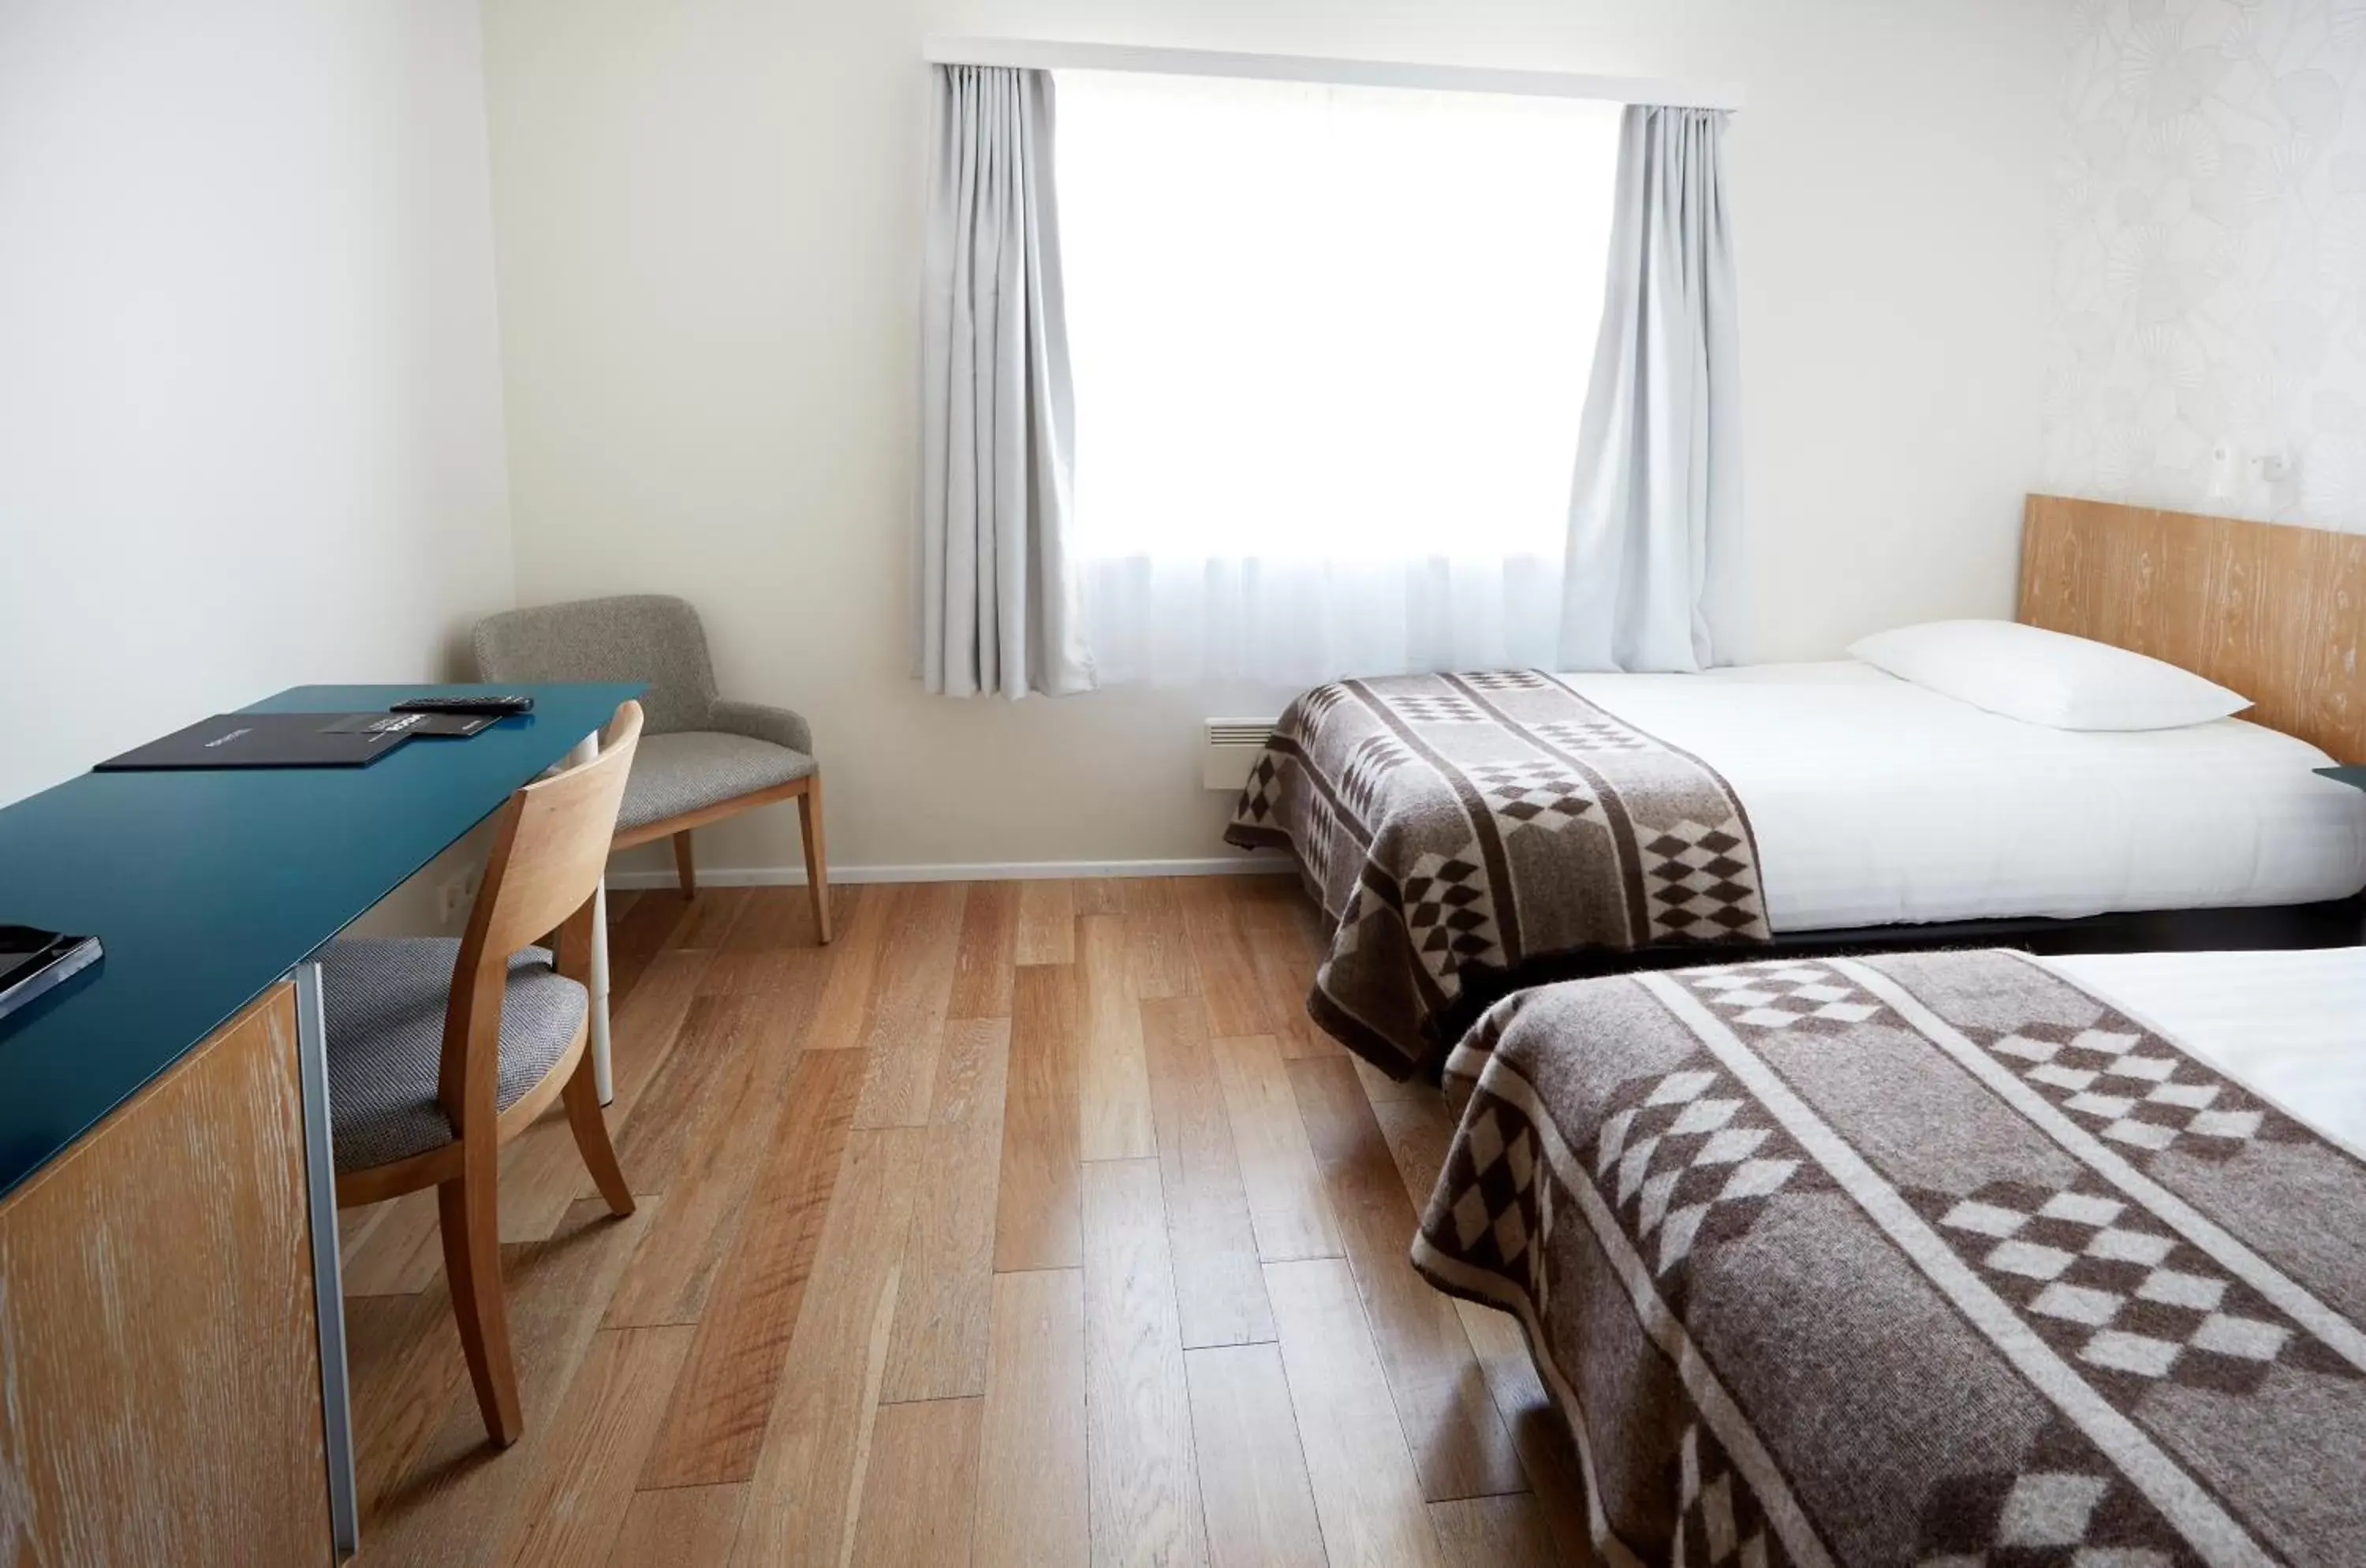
[{"left": 1203, "top": 719, "right": 1278, "bottom": 791}]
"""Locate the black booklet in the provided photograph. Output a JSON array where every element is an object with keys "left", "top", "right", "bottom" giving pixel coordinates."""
[
  {"left": 95, "top": 711, "right": 431, "bottom": 771},
  {"left": 0, "top": 926, "right": 103, "bottom": 1025}
]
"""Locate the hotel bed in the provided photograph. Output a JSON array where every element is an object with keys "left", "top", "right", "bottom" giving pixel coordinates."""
[
  {"left": 1411, "top": 943, "right": 2366, "bottom": 1566},
  {"left": 1229, "top": 496, "right": 2366, "bottom": 1076}
]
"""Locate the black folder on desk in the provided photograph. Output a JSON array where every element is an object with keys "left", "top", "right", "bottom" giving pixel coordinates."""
[{"left": 95, "top": 711, "right": 430, "bottom": 771}]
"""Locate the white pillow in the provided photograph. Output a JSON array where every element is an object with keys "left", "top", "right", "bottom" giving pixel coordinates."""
[{"left": 1847, "top": 619, "right": 2252, "bottom": 730}]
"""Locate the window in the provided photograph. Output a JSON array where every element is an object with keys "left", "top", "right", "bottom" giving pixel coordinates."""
[{"left": 1053, "top": 70, "right": 1619, "bottom": 681}]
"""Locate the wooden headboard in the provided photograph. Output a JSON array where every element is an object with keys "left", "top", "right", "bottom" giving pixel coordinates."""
[{"left": 2017, "top": 494, "right": 2366, "bottom": 763}]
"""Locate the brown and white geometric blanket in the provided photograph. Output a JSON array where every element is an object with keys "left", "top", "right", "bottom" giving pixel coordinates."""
[
  {"left": 1225, "top": 671, "right": 1770, "bottom": 1078},
  {"left": 1414, "top": 948, "right": 2366, "bottom": 1568}
]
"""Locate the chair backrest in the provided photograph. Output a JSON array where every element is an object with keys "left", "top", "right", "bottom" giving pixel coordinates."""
[
  {"left": 438, "top": 701, "right": 644, "bottom": 1133},
  {"left": 472, "top": 596, "right": 717, "bottom": 736}
]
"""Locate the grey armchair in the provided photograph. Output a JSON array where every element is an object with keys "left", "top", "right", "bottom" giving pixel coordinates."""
[{"left": 472, "top": 595, "right": 830, "bottom": 941}]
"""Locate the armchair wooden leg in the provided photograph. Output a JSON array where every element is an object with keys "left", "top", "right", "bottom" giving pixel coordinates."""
[
  {"left": 672, "top": 830, "right": 696, "bottom": 899},
  {"left": 798, "top": 772, "right": 832, "bottom": 944},
  {"left": 562, "top": 1051, "right": 635, "bottom": 1217},
  {"left": 438, "top": 1167, "right": 523, "bottom": 1447}
]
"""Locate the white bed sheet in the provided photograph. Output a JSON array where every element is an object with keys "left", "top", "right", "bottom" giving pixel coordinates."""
[
  {"left": 2041, "top": 946, "right": 2366, "bottom": 1155},
  {"left": 1558, "top": 661, "right": 2366, "bottom": 932}
]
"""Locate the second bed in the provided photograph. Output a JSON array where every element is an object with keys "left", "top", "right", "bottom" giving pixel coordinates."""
[
  {"left": 1409, "top": 942, "right": 2366, "bottom": 1566},
  {"left": 1229, "top": 497, "right": 2366, "bottom": 1076}
]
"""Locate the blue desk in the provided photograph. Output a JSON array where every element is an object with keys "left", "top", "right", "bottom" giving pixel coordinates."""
[
  {"left": 0, "top": 682, "right": 642, "bottom": 1196},
  {"left": 0, "top": 680, "right": 640, "bottom": 1555}
]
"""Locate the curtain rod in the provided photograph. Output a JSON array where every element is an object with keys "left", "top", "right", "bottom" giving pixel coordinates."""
[{"left": 920, "top": 37, "right": 1746, "bottom": 112}]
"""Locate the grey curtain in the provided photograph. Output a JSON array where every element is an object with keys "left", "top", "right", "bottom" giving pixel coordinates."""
[
  {"left": 918, "top": 65, "right": 1094, "bottom": 697},
  {"left": 1557, "top": 105, "right": 1742, "bottom": 673}
]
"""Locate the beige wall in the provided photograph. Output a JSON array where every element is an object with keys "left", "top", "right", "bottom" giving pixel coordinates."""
[
  {"left": 0, "top": 0, "right": 516, "bottom": 811},
  {"left": 480, "top": 0, "right": 2063, "bottom": 879}
]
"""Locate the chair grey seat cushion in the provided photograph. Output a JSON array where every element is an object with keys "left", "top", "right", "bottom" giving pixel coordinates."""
[
  {"left": 322, "top": 939, "right": 588, "bottom": 1172},
  {"left": 619, "top": 730, "right": 815, "bottom": 831}
]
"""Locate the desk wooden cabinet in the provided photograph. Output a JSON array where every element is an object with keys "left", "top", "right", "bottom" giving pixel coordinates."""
[
  {"left": 0, "top": 681, "right": 640, "bottom": 1559},
  {"left": 0, "top": 983, "right": 334, "bottom": 1565}
]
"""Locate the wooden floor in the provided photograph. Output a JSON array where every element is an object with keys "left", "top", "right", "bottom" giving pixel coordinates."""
[{"left": 341, "top": 875, "right": 1594, "bottom": 1567}]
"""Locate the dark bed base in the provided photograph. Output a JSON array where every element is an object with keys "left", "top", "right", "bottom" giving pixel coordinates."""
[{"left": 1395, "top": 892, "right": 2366, "bottom": 1074}]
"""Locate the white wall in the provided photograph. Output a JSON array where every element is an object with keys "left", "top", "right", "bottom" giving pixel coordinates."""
[
  {"left": 2048, "top": 0, "right": 2366, "bottom": 528},
  {"left": 480, "top": 0, "right": 2062, "bottom": 878},
  {"left": 0, "top": 0, "right": 517, "bottom": 809}
]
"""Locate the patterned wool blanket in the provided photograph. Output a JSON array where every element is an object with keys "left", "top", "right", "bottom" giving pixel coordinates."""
[
  {"left": 1225, "top": 671, "right": 1771, "bottom": 1077},
  {"left": 1413, "top": 948, "right": 2366, "bottom": 1568}
]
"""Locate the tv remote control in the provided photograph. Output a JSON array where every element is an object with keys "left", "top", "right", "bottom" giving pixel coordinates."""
[{"left": 390, "top": 694, "right": 536, "bottom": 716}]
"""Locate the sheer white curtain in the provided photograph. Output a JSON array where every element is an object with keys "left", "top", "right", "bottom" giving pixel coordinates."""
[
  {"left": 1055, "top": 72, "right": 1618, "bottom": 686},
  {"left": 917, "top": 65, "right": 1093, "bottom": 698},
  {"left": 1558, "top": 106, "right": 1742, "bottom": 673}
]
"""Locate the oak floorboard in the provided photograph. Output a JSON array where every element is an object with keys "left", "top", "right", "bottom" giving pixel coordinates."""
[
  {"left": 1179, "top": 879, "right": 1276, "bottom": 1039},
  {"left": 1371, "top": 1093, "right": 1458, "bottom": 1210},
  {"left": 973, "top": 1269, "right": 1088, "bottom": 1568},
  {"left": 700, "top": 885, "right": 821, "bottom": 995},
  {"left": 637, "top": 1045, "right": 866, "bottom": 1490},
  {"left": 1209, "top": 1036, "right": 1340, "bottom": 1263},
  {"left": 848, "top": 1397, "right": 984, "bottom": 1568},
  {"left": 1077, "top": 915, "right": 1156, "bottom": 1162},
  {"left": 608, "top": 990, "right": 748, "bottom": 1197},
  {"left": 1140, "top": 996, "right": 1274, "bottom": 1349},
  {"left": 1074, "top": 878, "right": 1125, "bottom": 917},
  {"left": 1122, "top": 882, "right": 1197, "bottom": 1000},
  {"left": 1429, "top": 1493, "right": 1566, "bottom": 1568},
  {"left": 605, "top": 1483, "right": 747, "bottom": 1568},
  {"left": 345, "top": 1286, "right": 466, "bottom": 1530},
  {"left": 1265, "top": 1257, "right": 1446, "bottom": 1568},
  {"left": 358, "top": 1197, "right": 657, "bottom": 1565},
  {"left": 1289, "top": 1056, "right": 1524, "bottom": 1503},
  {"left": 1230, "top": 874, "right": 1311, "bottom": 925},
  {"left": 605, "top": 950, "right": 827, "bottom": 1327},
  {"left": 853, "top": 881, "right": 969, "bottom": 1129},
  {"left": 670, "top": 886, "right": 752, "bottom": 950},
  {"left": 947, "top": 880, "right": 1018, "bottom": 1020},
  {"left": 605, "top": 889, "right": 696, "bottom": 1009},
  {"left": 1082, "top": 1159, "right": 1208, "bottom": 1568},
  {"left": 1371, "top": 1096, "right": 1599, "bottom": 1562},
  {"left": 726, "top": 1127, "right": 927, "bottom": 1568},
  {"left": 883, "top": 1017, "right": 1012, "bottom": 1402},
  {"left": 338, "top": 1191, "right": 400, "bottom": 1272},
  {"left": 802, "top": 877, "right": 892, "bottom": 1051},
  {"left": 492, "top": 1324, "right": 694, "bottom": 1568},
  {"left": 496, "top": 945, "right": 715, "bottom": 1245},
  {"left": 341, "top": 1188, "right": 449, "bottom": 1299},
  {"left": 1014, "top": 877, "right": 1078, "bottom": 965},
  {"left": 1454, "top": 1301, "right": 1597, "bottom": 1565},
  {"left": 1252, "top": 910, "right": 1342, "bottom": 1061},
  {"left": 1354, "top": 1052, "right": 1420, "bottom": 1106},
  {"left": 1114, "top": 876, "right": 1181, "bottom": 915},
  {"left": 1183, "top": 1343, "right": 1326, "bottom": 1568},
  {"left": 995, "top": 964, "right": 1084, "bottom": 1272}
]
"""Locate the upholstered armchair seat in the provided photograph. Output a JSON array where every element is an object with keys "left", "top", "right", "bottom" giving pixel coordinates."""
[
  {"left": 619, "top": 730, "right": 814, "bottom": 832},
  {"left": 473, "top": 595, "right": 831, "bottom": 939}
]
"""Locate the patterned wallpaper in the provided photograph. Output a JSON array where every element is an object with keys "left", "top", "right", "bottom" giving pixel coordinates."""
[{"left": 2048, "top": 0, "right": 2366, "bottom": 528}]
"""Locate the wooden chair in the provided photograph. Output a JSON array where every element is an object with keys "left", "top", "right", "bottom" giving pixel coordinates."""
[
  {"left": 322, "top": 700, "right": 644, "bottom": 1446},
  {"left": 472, "top": 595, "right": 830, "bottom": 941}
]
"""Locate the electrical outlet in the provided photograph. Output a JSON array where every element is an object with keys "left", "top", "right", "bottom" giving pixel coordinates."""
[
  {"left": 435, "top": 872, "right": 472, "bottom": 924},
  {"left": 2252, "top": 452, "right": 2292, "bottom": 484}
]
